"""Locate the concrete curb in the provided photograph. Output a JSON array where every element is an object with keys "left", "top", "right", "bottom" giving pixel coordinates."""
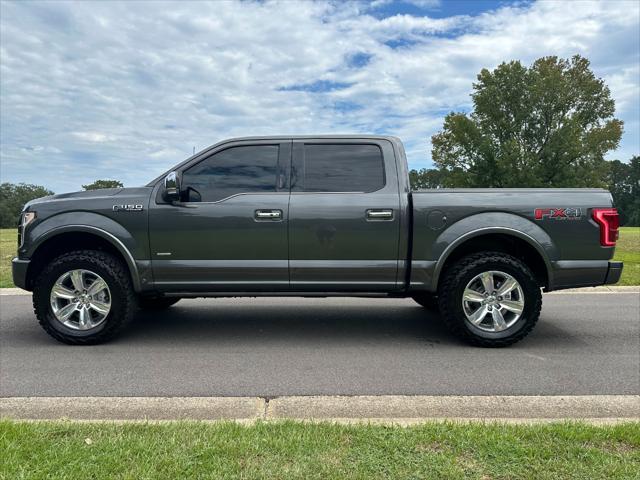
[
  {"left": 1, "top": 286, "right": 638, "bottom": 296},
  {"left": 0, "top": 397, "right": 263, "bottom": 420},
  {"left": 547, "top": 286, "right": 640, "bottom": 293},
  {"left": 2, "top": 395, "right": 638, "bottom": 422},
  {"left": 267, "top": 395, "right": 640, "bottom": 420},
  {"left": 0, "top": 288, "right": 31, "bottom": 295}
]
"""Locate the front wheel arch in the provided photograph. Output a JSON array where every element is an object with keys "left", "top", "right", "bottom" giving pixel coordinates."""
[{"left": 26, "top": 229, "right": 140, "bottom": 292}]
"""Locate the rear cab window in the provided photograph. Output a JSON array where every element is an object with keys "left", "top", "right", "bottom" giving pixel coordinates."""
[{"left": 293, "top": 144, "right": 385, "bottom": 192}]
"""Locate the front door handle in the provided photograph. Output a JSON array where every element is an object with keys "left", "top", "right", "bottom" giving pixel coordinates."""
[
  {"left": 255, "top": 209, "right": 282, "bottom": 220},
  {"left": 366, "top": 209, "right": 394, "bottom": 220}
]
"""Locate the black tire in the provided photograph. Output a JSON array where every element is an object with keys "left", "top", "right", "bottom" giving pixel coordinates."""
[
  {"left": 412, "top": 293, "right": 439, "bottom": 311},
  {"left": 137, "top": 296, "right": 180, "bottom": 310},
  {"left": 437, "top": 252, "right": 542, "bottom": 347},
  {"left": 32, "top": 250, "right": 136, "bottom": 345}
]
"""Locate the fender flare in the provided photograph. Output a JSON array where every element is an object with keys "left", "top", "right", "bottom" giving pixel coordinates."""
[
  {"left": 429, "top": 215, "right": 556, "bottom": 291},
  {"left": 28, "top": 224, "right": 141, "bottom": 291}
]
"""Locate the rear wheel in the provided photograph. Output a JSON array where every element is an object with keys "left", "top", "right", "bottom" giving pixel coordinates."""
[
  {"left": 137, "top": 296, "right": 180, "bottom": 310},
  {"left": 437, "top": 252, "right": 542, "bottom": 347},
  {"left": 33, "top": 250, "right": 136, "bottom": 345}
]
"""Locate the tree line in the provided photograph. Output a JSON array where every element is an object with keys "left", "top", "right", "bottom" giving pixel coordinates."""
[{"left": 0, "top": 180, "right": 123, "bottom": 228}]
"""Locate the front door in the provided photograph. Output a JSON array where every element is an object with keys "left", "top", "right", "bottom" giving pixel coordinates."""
[
  {"left": 149, "top": 140, "right": 291, "bottom": 292},
  {"left": 288, "top": 139, "right": 401, "bottom": 291}
]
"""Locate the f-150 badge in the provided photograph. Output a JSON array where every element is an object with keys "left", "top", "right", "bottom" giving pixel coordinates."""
[
  {"left": 534, "top": 208, "right": 581, "bottom": 220},
  {"left": 113, "top": 204, "right": 143, "bottom": 212}
]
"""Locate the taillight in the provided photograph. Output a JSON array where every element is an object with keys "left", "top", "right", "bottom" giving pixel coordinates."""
[{"left": 592, "top": 208, "right": 619, "bottom": 247}]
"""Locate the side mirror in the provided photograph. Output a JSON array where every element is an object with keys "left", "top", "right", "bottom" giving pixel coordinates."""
[{"left": 163, "top": 171, "right": 181, "bottom": 201}]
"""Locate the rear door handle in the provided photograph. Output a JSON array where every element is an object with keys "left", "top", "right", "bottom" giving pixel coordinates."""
[
  {"left": 366, "top": 209, "right": 394, "bottom": 220},
  {"left": 255, "top": 209, "right": 282, "bottom": 220}
]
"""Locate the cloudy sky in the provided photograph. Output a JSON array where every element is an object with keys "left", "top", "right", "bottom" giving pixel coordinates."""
[{"left": 1, "top": 0, "right": 638, "bottom": 193}]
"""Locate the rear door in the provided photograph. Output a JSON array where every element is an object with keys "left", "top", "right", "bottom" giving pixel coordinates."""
[
  {"left": 149, "top": 140, "right": 291, "bottom": 291},
  {"left": 288, "top": 139, "right": 401, "bottom": 291}
]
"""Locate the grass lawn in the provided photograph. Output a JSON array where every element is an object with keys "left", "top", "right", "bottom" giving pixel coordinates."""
[
  {"left": 614, "top": 227, "right": 640, "bottom": 285},
  {"left": 0, "top": 228, "right": 17, "bottom": 288},
  {"left": 0, "top": 227, "right": 638, "bottom": 288},
  {"left": 1, "top": 420, "right": 639, "bottom": 479}
]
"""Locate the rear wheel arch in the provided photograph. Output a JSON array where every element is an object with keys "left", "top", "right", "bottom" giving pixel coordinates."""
[
  {"left": 26, "top": 227, "right": 140, "bottom": 291},
  {"left": 433, "top": 229, "right": 552, "bottom": 291}
]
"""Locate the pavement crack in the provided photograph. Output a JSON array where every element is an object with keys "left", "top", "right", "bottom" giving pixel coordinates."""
[{"left": 260, "top": 396, "right": 276, "bottom": 419}]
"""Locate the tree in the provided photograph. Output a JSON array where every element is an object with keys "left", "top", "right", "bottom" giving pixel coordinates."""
[
  {"left": 607, "top": 157, "right": 640, "bottom": 226},
  {"left": 82, "top": 179, "right": 124, "bottom": 190},
  {"left": 409, "top": 168, "right": 445, "bottom": 189},
  {"left": 430, "top": 55, "right": 623, "bottom": 188},
  {"left": 0, "top": 183, "right": 54, "bottom": 228}
]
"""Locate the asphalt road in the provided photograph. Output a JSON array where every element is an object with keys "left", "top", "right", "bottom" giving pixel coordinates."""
[{"left": 1, "top": 293, "right": 638, "bottom": 397}]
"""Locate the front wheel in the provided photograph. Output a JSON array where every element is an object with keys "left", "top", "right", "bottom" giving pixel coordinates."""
[
  {"left": 437, "top": 252, "right": 542, "bottom": 347},
  {"left": 32, "top": 250, "right": 136, "bottom": 345}
]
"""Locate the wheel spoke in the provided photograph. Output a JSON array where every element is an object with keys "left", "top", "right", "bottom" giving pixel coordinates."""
[
  {"left": 468, "top": 305, "right": 489, "bottom": 325},
  {"left": 77, "top": 307, "right": 91, "bottom": 330},
  {"left": 491, "top": 308, "right": 508, "bottom": 331},
  {"left": 89, "top": 300, "right": 110, "bottom": 315},
  {"left": 479, "top": 271, "right": 494, "bottom": 293},
  {"left": 497, "top": 277, "right": 518, "bottom": 296},
  {"left": 69, "top": 270, "right": 85, "bottom": 291},
  {"left": 500, "top": 299, "right": 524, "bottom": 314},
  {"left": 463, "top": 289, "right": 485, "bottom": 303},
  {"left": 51, "top": 284, "right": 76, "bottom": 300},
  {"left": 57, "top": 302, "right": 77, "bottom": 321},
  {"left": 87, "top": 278, "right": 108, "bottom": 296}
]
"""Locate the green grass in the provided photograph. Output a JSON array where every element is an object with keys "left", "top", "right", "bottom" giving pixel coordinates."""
[
  {"left": 1, "top": 420, "right": 639, "bottom": 479},
  {"left": 614, "top": 227, "right": 640, "bottom": 285},
  {"left": 0, "top": 228, "right": 17, "bottom": 288},
  {"left": 0, "top": 227, "right": 638, "bottom": 288}
]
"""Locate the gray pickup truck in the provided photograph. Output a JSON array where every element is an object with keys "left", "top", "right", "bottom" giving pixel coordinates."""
[{"left": 13, "top": 136, "right": 622, "bottom": 346}]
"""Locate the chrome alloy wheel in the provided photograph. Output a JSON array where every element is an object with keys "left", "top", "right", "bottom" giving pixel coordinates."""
[
  {"left": 461, "top": 270, "right": 525, "bottom": 332},
  {"left": 49, "top": 269, "right": 112, "bottom": 330}
]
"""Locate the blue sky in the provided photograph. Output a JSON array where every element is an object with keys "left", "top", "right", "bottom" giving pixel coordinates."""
[{"left": 1, "top": 0, "right": 638, "bottom": 193}]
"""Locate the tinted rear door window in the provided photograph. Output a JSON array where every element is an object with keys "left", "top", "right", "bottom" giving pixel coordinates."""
[
  {"left": 298, "top": 144, "right": 384, "bottom": 192},
  {"left": 182, "top": 145, "right": 279, "bottom": 202}
]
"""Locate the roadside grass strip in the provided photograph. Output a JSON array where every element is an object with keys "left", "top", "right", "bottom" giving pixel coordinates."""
[
  {"left": 616, "top": 227, "right": 640, "bottom": 286},
  {"left": 0, "top": 228, "right": 17, "bottom": 288},
  {"left": 1, "top": 419, "right": 639, "bottom": 479}
]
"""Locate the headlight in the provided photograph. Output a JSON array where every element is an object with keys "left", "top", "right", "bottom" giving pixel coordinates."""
[
  {"left": 22, "top": 211, "right": 36, "bottom": 227},
  {"left": 18, "top": 211, "right": 36, "bottom": 249}
]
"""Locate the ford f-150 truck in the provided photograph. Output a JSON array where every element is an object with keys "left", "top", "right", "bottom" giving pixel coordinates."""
[{"left": 12, "top": 136, "right": 623, "bottom": 346}]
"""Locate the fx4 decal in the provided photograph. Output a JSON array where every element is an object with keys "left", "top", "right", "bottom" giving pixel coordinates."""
[{"left": 534, "top": 208, "right": 582, "bottom": 220}]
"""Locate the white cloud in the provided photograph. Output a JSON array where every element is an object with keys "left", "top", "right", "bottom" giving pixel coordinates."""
[
  {"left": 0, "top": 0, "right": 637, "bottom": 192},
  {"left": 72, "top": 132, "right": 115, "bottom": 143}
]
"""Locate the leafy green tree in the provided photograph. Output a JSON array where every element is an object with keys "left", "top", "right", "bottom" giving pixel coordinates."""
[
  {"left": 82, "top": 179, "right": 124, "bottom": 190},
  {"left": 409, "top": 168, "right": 445, "bottom": 189},
  {"left": 430, "top": 55, "right": 623, "bottom": 188},
  {"left": 0, "top": 183, "right": 54, "bottom": 228},
  {"left": 607, "top": 157, "right": 639, "bottom": 226}
]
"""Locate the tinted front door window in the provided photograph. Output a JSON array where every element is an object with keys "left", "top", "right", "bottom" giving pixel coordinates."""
[{"left": 182, "top": 145, "right": 279, "bottom": 202}]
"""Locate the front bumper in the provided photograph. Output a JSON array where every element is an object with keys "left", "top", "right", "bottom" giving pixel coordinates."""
[
  {"left": 11, "top": 257, "right": 30, "bottom": 291},
  {"left": 604, "top": 261, "right": 623, "bottom": 285}
]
